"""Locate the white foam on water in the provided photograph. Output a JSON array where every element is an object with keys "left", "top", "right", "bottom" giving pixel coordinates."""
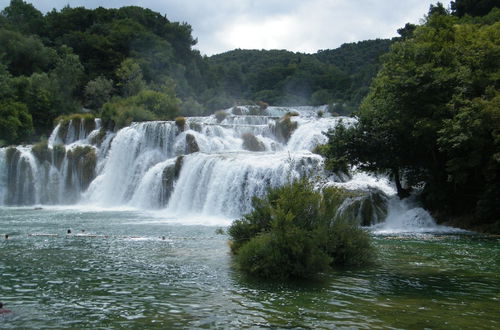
[
  {"left": 370, "top": 197, "right": 464, "bottom": 234},
  {"left": 326, "top": 170, "right": 396, "bottom": 196}
]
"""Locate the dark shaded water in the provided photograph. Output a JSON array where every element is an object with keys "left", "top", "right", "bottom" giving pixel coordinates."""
[{"left": 1, "top": 207, "right": 499, "bottom": 328}]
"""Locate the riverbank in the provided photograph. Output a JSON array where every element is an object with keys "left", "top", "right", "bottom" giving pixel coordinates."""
[{"left": 434, "top": 212, "right": 500, "bottom": 235}]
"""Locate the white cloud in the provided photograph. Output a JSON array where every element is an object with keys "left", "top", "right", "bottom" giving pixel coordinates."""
[{"left": 0, "top": 0, "right": 445, "bottom": 55}]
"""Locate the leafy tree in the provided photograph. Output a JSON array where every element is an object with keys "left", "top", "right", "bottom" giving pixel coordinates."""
[
  {"left": 49, "top": 46, "right": 84, "bottom": 111},
  {"left": 180, "top": 96, "right": 205, "bottom": 116},
  {"left": 100, "top": 83, "right": 179, "bottom": 129},
  {"left": 13, "top": 73, "right": 58, "bottom": 135},
  {"left": 397, "top": 23, "right": 417, "bottom": 40},
  {"left": 0, "top": 28, "right": 57, "bottom": 76},
  {"left": 100, "top": 101, "right": 156, "bottom": 130},
  {"left": 0, "top": 100, "right": 33, "bottom": 145},
  {"left": 84, "top": 76, "right": 114, "bottom": 110},
  {"left": 128, "top": 87, "right": 180, "bottom": 119},
  {"left": 0, "top": 62, "right": 13, "bottom": 99},
  {"left": 451, "top": 0, "right": 500, "bottom": 17},
  {"left": 116, "top": 58, "right": 146, "bottom": 97},
  {"left": 1, "top": 0, "right": 45, "bottom": 34},
  {"left": 323, "top": 7, "right": 500, "bottom": 225},
  {"left": 10, "top": 47, "right": 84, "bottom": 136}
]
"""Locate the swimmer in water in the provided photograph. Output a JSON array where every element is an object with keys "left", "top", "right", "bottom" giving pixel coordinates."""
[
  {"left": 0, "top": 302, "right": 12, "bottom": 314},
  {"left": 4, "top": 234, "right": 8, "bottom": 240}
]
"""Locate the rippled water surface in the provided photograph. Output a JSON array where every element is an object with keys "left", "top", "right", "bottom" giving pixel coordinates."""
[{"left": 1, "top": 207, "right": 499, "bottom": 328}]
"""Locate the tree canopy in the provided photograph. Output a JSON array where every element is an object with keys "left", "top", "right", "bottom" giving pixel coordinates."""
[{"left": 321, "top": 5, "right": 500, "bottom": 227}]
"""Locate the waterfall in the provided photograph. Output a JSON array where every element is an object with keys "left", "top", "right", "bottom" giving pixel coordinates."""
[
  {"left": 0, "top": 106, "right": 440, "bottom": 228},
  {"left": 166, "top": 151, "right": 322, "bottom": 217}
]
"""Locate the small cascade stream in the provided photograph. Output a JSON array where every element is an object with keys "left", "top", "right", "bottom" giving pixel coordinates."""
[{"left": 0, "top": 106, "right": 443, "bottom": 229}]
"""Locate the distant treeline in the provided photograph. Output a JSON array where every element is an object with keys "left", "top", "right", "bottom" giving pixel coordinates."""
[{"left": 0, "top": 0, "right": 391, "bottom": 144}]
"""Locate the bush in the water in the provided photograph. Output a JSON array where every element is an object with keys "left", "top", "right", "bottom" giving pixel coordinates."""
[{"left": 228, "top": 180, "right": 375, "bottom": 280}]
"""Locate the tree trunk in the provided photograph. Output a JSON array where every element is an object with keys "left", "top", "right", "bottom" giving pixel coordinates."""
[{"left": 393, "top": 168, "right": 410, "bottom": 199}]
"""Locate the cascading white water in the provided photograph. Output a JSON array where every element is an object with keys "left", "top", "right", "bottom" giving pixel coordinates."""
[
  {"left": 0, "top": 106, "right": 445, "bottom": 230},
  {"left": 85, "top": 121, "right": 178, "bottom": 206},
  {"left": 287, "top": 117, "right": 356, "bottom": 151},
  {"left": 370, "top": 196, "right": 458, "bottom": 233},
  {"left": 166, "top": 151, "right": 322, "bottom": 217},
  {"left": 48, "top": 118, "right": 102, "bottom": 146},
  {"left": 83, "top": 109, "right": 329, "bottom": 209}
]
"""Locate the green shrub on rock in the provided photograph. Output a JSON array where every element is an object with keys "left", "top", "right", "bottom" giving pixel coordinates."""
[
  {"left": 66, "top": 146, "right": 96, "bottom": 190},
  {"left": 228, "top": 180, "right": 375, "bottom": 280},
  {"left": 55, "top": 113, "right": 96, "bottom": 141},
  {"left": 31, "top": 140, "right": 49, "bottom": 163},
  {"left": 215, "top": 110, "right": 228, "bottom": 122},
  {"left": 52, "top": 144, "right": 66, "bottom": 169},
  {"left": 175, "top": 116, "right": 186, "bottom": 131}
]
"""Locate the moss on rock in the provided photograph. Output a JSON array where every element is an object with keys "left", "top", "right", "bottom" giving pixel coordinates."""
[
  {"left": 52, "top": 144, "right": 66, "bottom": 169},
  {"left": 31, "top": 140, "right": 50, "bottom": 163},
  {"left": 175, "top": 116, "right": 186, "bottom": 132},
  {"left": 55, "top": 113, "right": 96, "bottom": 141},
  {"left": 66, "top": 146, "right": 97, "bottom": 190},
  {"left": 215, "top": 110, "right": 228, "bottom": 123},
  {"left": 336, "top": 189, "right": 388, "bottom": 226}
]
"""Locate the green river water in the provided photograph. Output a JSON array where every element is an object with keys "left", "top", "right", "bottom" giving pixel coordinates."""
[{"left": 0, "top": 207, "right": 499, "bottom": 329}]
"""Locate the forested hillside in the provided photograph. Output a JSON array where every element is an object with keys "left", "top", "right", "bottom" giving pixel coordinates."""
[
  {"left": 0, "top": 0, "right": 390, "bottom": 145},
  {"left": 208, "top": 39, "right": 391, "bottom": 112}
]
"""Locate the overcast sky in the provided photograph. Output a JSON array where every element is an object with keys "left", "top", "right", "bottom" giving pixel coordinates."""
[{"left": 0, "top": 0, "right": 447, "bottom": 55}]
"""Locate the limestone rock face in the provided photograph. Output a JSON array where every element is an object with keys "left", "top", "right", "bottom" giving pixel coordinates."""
[
  {"left": 338, "top": 189, "right": 388, "bottom": 226},
  {"left": 275, "top": 115, "right": 298, "bottom": 143},
  {"left": 185, "top": 133, "right": 199, "bottom": 154},
  {"left": 241, "top": 133, "right": 265, "bottom": 152}
]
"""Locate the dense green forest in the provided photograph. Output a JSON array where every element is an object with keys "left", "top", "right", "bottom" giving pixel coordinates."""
[
  {"left": 208, "top": 39, "right": 391, "bottom": 110},
  {"left": 319, "top": 2, "right": 500, "bottom": 230},
  {"left": 0, "top": 0, "right": 390, "bottom": 144}
]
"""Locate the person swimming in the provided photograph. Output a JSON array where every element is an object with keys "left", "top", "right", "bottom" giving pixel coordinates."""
[
  {"left": 4, "top": 234, "right": 8, "bottom": 240},
  {"left": 0, "top": 302, "right": 12, "bottom": 314}
]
